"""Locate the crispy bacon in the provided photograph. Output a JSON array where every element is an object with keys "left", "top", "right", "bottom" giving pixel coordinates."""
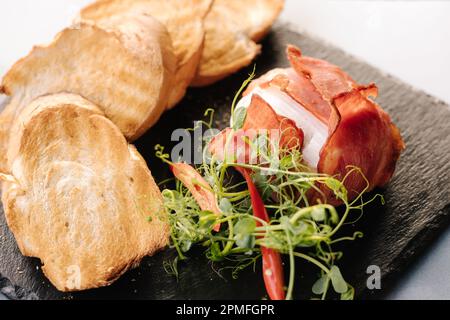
[
  {"left": 244, "top": 95, "right": 304, "bottom": 150},
  {"left": 285, "top": 46, "right": 404, "bottom": 202},
  {"left": 287, "top": 45, "right": 358, "bottom": 102},
  {"left": 319, "top": 87, "right": 405, "bottom": 201},
  {"left": 209, "top": 95, "right": 304, "bottom": 164},
  {"left": 246, "top": 68, "right": 334, "bottom": 124},
  {"left": 217, "top": 45, "right": 405, "bottom": 204}
]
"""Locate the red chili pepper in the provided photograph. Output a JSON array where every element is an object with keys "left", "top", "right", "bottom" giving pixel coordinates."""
[
  {"left": 237, "top": 167, "right": 286, "bottom": 300},
  {"left": 171, "top": 163, "right": 221, "bottom": 232}
]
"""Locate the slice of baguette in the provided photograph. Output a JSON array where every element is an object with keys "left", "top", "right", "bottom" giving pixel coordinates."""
[
  {"left": 0, "top": 13, "right": 176, "bottom": 144},
  {"left": 80, "top": 0, "right": 213, "bottom": 109},
  {"left": 0, "top": 100, "right": 15, "bottom": 172},
  {"left": 1, "top": 93, "right": 169, "bottom": 291},
  {"left": 192, "top": 0, "right": 285, "bottom": 86}
]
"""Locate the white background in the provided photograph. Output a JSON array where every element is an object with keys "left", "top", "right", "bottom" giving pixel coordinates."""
[{"left": 1, "top": 0, "right": 449, "bottom": 300}]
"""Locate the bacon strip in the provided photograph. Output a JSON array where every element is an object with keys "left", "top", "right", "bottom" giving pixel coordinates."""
[
  {"left": 319, "top": 88, "right": 405, "bottom": 201},
  {"left": 245, "top": 68, "right": 333, "bottom": 124},
  {"left": 209, "top": 95, "right": 304, "bottom": 164},
  {"left": 287, "top": 45, "right": 358, "bottom": 102},
  {"left": 232, "top": 44, "right": 405, "bottom": 204},
  {"left": 244, "top": 95, "right": 304, "bottom": 150}
]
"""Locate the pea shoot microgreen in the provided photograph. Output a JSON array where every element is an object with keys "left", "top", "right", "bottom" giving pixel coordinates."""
[{"left": 155, "top": 71, "right": 383, "bottom": 300}]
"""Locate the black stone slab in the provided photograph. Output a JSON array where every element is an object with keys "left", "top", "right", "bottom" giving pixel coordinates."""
[{"left": 1, "top": 24, "right": 449, "bottom": 300}]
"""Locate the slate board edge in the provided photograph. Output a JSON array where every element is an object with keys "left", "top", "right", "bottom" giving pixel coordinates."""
[{"left": 366, "top": 205, "right": 450, "bottom": 299}]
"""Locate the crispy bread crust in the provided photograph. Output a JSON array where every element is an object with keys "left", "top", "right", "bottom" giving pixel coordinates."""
[
  {"left": 1, "top": 14, "right": 176, "bottom": 141},
  {"left": 192, "top": 0, "right": 285, "bottom": 86},
  {"left": 80, "top": 0, "right": 213, "bottom": 109},
  {"left": 2, "top": 93, "right": 169, "bottom": 291}
]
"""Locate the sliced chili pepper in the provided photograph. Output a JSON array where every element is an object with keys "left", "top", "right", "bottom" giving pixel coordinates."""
[
  {"left": 171, "top": 163, "right": 221, "bottom": 232},
  {"left": 261, "top": 246, "right": 286, "bottom": 301},
  {"left": 237, "top": 167, "right": 286, "bottom": 300}
]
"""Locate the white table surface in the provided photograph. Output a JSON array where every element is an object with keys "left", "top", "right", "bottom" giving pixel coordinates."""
[{"left": 1, "top": 0, "right": 449, "bottom": 300}]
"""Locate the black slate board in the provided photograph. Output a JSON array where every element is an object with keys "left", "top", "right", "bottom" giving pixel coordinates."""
[{"left": 1, "top": 24, "right": 449, "bottom": 300}]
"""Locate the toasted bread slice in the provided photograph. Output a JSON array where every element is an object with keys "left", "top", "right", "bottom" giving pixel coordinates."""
[
  {"left": 192, "top": 0, "right": 285, "bottom": 86},
  {"left": 80, "top": 0, "right": 212, "bottom": 109},
  {"left": 1, "top": 93, "right": 168, "bottom": 291},
  {"left": 0, "top": 13, "right": 176, "bottom": 144},
  {"left": 0, "top": 100, "right": 14, "bottom": 173}
]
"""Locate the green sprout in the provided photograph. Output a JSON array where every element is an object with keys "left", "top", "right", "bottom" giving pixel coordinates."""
[{"left": 154, "top": 70, "right": 383, "bottom": 300}]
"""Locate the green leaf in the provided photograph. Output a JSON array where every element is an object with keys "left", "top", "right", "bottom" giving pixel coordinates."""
[
  {"left": 340, "top": 285, "right": 355, "bottom": 300},
  {"left": 232, "top": 107, "right": 248, "bottom": 130},
  {"left": 312, "top": 275, "right": 328, "bottom": 295},
  {"left": 325, "top": 178, "right": 347, "bottom": 202},
  {"left": 198, "top": 210, "right": 217, "bottom": 231},
  {"left": 279, "top": 216, "right": 292, "bottom": 236},
  {"left": 325, "top": 178, "right": 342, "bottom": 191},
  {"left": 219, "top": 198, "right": 233, "bottom": 214},
  {"left": 253, "top": 172, "right": 268, "bottom": 185},
  {"left": 235, "top": 217, "right": 256, "bottom": 235},
  {"left": 207, "top": 241, "right": 224, "bottom": 262},
  {"left": 291, "top": 220, "right": 309, "bottom": 236},
  {"left": 280, "top": 216, "right": 306, "bottom": 237},
  {"left": 180, "top": 240, "right": 192, "bottom": 253},
  {"left": 320, "top": 224, "right": 333, "bottom": 234},
  {"left": 311, "top": 207, "right": 326, "bottom": 222},
  {"left": 329, "top": 266, "right": 348, "bottom": 294},
  {"left": 156, "top": 92, "right": 372, "bottom": 300},
  {"left": 235, "top": 234, "right": 256, "bottom": 249},
  {"left": 313, "top": 267, "right": 348, "bottom": 297},
  {"left": 234, "top": 217, "right": 257, "bottom": 249},
  {"left": 329, "top": 208, "right": 339, "bottom": 225},
  {"left": 280, "top": 154, "right": 293, "bottom": 169},
  {"left": 162, "top": 189, "right": 180, "bottom": 201}
]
